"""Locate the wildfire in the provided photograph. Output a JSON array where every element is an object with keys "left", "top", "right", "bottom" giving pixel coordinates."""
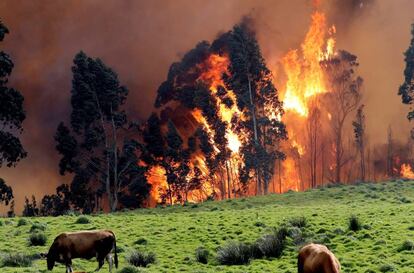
[
  {"left": 400, "top": 164, "right": 414, "bottom": 179},
  {"left": 282, "top": 11, "right": 336, "bottom": 117},
  {"left": 196, "top": 54, "right": 242, "bottom": 153}
]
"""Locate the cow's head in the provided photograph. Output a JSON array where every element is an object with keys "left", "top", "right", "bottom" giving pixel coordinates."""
[{"left": 39, "top": 252, "right": 55, "bottom": 270}]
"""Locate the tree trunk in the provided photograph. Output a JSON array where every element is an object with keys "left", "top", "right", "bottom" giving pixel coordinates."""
[
  {"left": 247, "top": 77, "right": 261, "bottom": 195},
  {"left": 110, "top": 108, "right": 118, "bottom": 212},
  {"left": 225, "top": 161, "right": 231, "bottom": 199},
  {"left": 334, "top": 120, "right": 345, "bottom": 184}
]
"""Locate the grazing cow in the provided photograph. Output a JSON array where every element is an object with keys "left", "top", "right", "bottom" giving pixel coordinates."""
[
  {"left": 42, "top": 230, "right": 118, "bottom": 273},
  {"left": 298, "top": 243, "right": 341, "bottom": 273}
]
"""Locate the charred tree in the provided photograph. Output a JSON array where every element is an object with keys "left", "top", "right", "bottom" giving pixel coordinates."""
[
  {"left": 306, "top": 102, "right": 321, "bottom": 188},
  {"left": 353, "top": 105, "right": 366, "bottom": 182},
  {"left": 322, "top": 50, "right": 362, "bottom": 184},
  {"left": 399, "top": 23, "right": 414, "bottom": 136},
  {"left": 386, "top": 126, "right": 394, "bottom": 178}
]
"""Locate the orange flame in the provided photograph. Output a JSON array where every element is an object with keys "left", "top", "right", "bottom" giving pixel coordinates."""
[
  {"left": 282, "top": 11, "right": 336, "bottom": 117},
  {"left": 196, "top": 54, "right": 242, "bottom": 153},
  {"left": 400, "top": 164, "right": 414, "bottom": 179}
]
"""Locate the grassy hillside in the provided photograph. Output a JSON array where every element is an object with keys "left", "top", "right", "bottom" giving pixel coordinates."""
[{"left": 0, "top": 180, "right": 413, "bottom": 273}]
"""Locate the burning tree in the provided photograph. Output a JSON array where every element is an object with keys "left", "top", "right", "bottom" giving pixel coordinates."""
[
  {"left": 224, "top": 20, "right": 287, "bottom": 195},
  {"left": 148, "top": 20, "right": 286, "bottom": 203},
  {"left": 55, "top": 51, "right": 150, "bottom": 212}
]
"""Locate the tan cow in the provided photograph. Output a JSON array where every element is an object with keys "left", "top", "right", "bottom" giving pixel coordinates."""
[
  {"left": 42, "top": 230, "right": 118, "bottom": 273},
  {"left": 298, "top": 243, "right": 341, "bottom": 273}
]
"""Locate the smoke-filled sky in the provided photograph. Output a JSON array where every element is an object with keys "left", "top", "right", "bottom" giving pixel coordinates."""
[{"left": 0, "top": 0, "right": 413, "bottom": 212}]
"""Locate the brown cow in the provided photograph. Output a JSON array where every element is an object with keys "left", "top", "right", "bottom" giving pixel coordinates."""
[
  {"left": 298, "top": 243, "right": 341, "bottom": 273},
  {"left": 42, "top": 230, "right": 118, "bottom": 273}
]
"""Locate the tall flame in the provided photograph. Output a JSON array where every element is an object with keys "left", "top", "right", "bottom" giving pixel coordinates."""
[
  {"left": 282, "top": 11, "right": 335, "bottom": 117},
  {"left": 279, "top": 10, "right": 336, "bottom": 191}
]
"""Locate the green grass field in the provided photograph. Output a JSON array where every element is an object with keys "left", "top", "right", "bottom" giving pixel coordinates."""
[{"left": 0, "top": 180, "right": 413, "bottom": 273}]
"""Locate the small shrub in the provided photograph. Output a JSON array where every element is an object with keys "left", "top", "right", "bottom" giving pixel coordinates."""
[
  {"left": 30, "top": 222, "right": 47, "bottom": 233},
  {"left": 398, "top": 240, "right": 414, "bottom": 251},
  {"left": 348, "top": 215, "right": 362, "bottom": 232},
  {"left": 127, "top": 250, "right": 156, "bottom": 267},
  {"left": 255, "top": 226, "right": 288, "bottom": 258},
  {"left": 254, "top": 221, "right": 266, "bottom": 228},
  {"left": 288, "top": 216, "right": 307, "bottom": 228},
  {"left": 29, "top": 232, "right": 47, "bottom": 246},
  {"left": 17, "top": 218, "right": 28, "bottom": 227},
  {"left": 379, "top": 264, "right": 396, "bottom": 272},
  {"left": 333, "top": 228, "right": 345, "bottom": 235},
  {"left": 216, "top": 241, "right": 252, "bottom": 265},
  {"left": 117, "top": 265, "right": 146, "bottom": 273},
  {"left": 249, "top": 242, "right": 264, "bottom": 259},
  {"left": 1, "top": 253, "right": 34, "bottom": 267},
  {"left": 287, "top": 226, "right": 306, "bottom": 245},
  {"left": 134, "top": 238, "right": 148, "bottom": 245},
  {"left": 75, "top": 216, "right": 91, "bottom": 224},
  {"left": 195, "top": 246, "right": 209, "bottom": 264}
]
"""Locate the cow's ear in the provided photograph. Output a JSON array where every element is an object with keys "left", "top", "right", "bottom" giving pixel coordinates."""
[{"left": 39, "top": 253, "right": 47, "bottom": 259}]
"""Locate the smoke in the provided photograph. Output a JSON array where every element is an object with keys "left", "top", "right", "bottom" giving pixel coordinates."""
[{"left": 0, "top": 0, "right": 412, "bottom": 213}]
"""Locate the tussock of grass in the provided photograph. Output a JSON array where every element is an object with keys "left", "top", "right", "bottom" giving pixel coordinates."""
[
  {"left": 29, "top": 222, "right": 47, "bottom": 233},
  {"left": 127, "top": 250, "right": 156, "bottom": 267},
  {"left": 195, "top": 246, "right": 209, "bottom": 264},
  {"left": 216, "top": 241, "right": 252, "bottom": 265},
  {"left": 75, "top": 216, "right": 91, "bottom": 224},
  {"left": 16, "top": 218, "right": 28, "bottom": 227},
  {"left": 118, "top": 265, "right": 146, "bottom": 273},
  {"left": 28, "top": 232, "right": 47, "bottom": 246},
  {"left": 0, "top": 253, "right": 34, "bottom": 267},
  {"left": 398, "top": 240, "right": 414, "bottom": 251},
  {"left": 348, "top": 215, "right": 362, "bottom": 232}
]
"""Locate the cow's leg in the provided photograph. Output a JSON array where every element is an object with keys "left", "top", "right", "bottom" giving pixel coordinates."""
[
  {"left": 65, "top": 258, "right": 73, "bottom": 273},
  {"left": 106, "top": 254, "right": 113, "bottom": 273},
  {"left": 94, "top": 257, "right": 105, "bottom": 272}
]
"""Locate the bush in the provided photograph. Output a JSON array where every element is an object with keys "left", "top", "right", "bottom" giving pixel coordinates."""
[
  {"left": 287, "top": 226, "right": 306, "bottom": 245},
  {"left": 398, "top": 240, "right": 414, "bottom": 251},
  {"left": 17, "top": 218, "right": 28, "bottom": 227},
  {"left": 127, "top": 250, "right": 156, "bottom": 267},
  {"left": 29, "top": 232, "right": 47, "bottom": 246},
  {"left": 379, "top": 264, "right": 396, "bottom": 272},
  {"left": 134, "top": 238, "right": 148, "bottom": 245},
  {"left": 30, "top": 222, "right": 47, "bottom": 233},
  {"left": 348, "top": 215, "right": 362, "bottom": 232},
  {"left": 1, "top": 253, "right": 34, "bottom": 267},
  {"left": 216, "top": 241, "right": 252, "bottom": 265},
  {"left": 117, "top": 265, "right": 146, "bottom": 273},
  {"left": 195, "top": 246, "right": 209, "bottom": 264},
  {"left": 255, "top": 227, "right": 287, "bottom": 258},
  {"left": 288, "top": 216, "right": 307, "bottom": 228},
  {"left": 75, "top": 216, "right": 91, "bottom": 224}
]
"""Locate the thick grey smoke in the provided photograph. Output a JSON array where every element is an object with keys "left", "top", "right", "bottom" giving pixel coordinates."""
[{"left": 0, "top": 0, "right": 412, "bottom": 212}]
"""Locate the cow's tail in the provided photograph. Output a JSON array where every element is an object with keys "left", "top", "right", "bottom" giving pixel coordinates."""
[
  {"left": 297, "top": 253, "right": 304, "bottom": 273},
  {"left": 113, "top": 236, "right": 118, "bottom": 268}
]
